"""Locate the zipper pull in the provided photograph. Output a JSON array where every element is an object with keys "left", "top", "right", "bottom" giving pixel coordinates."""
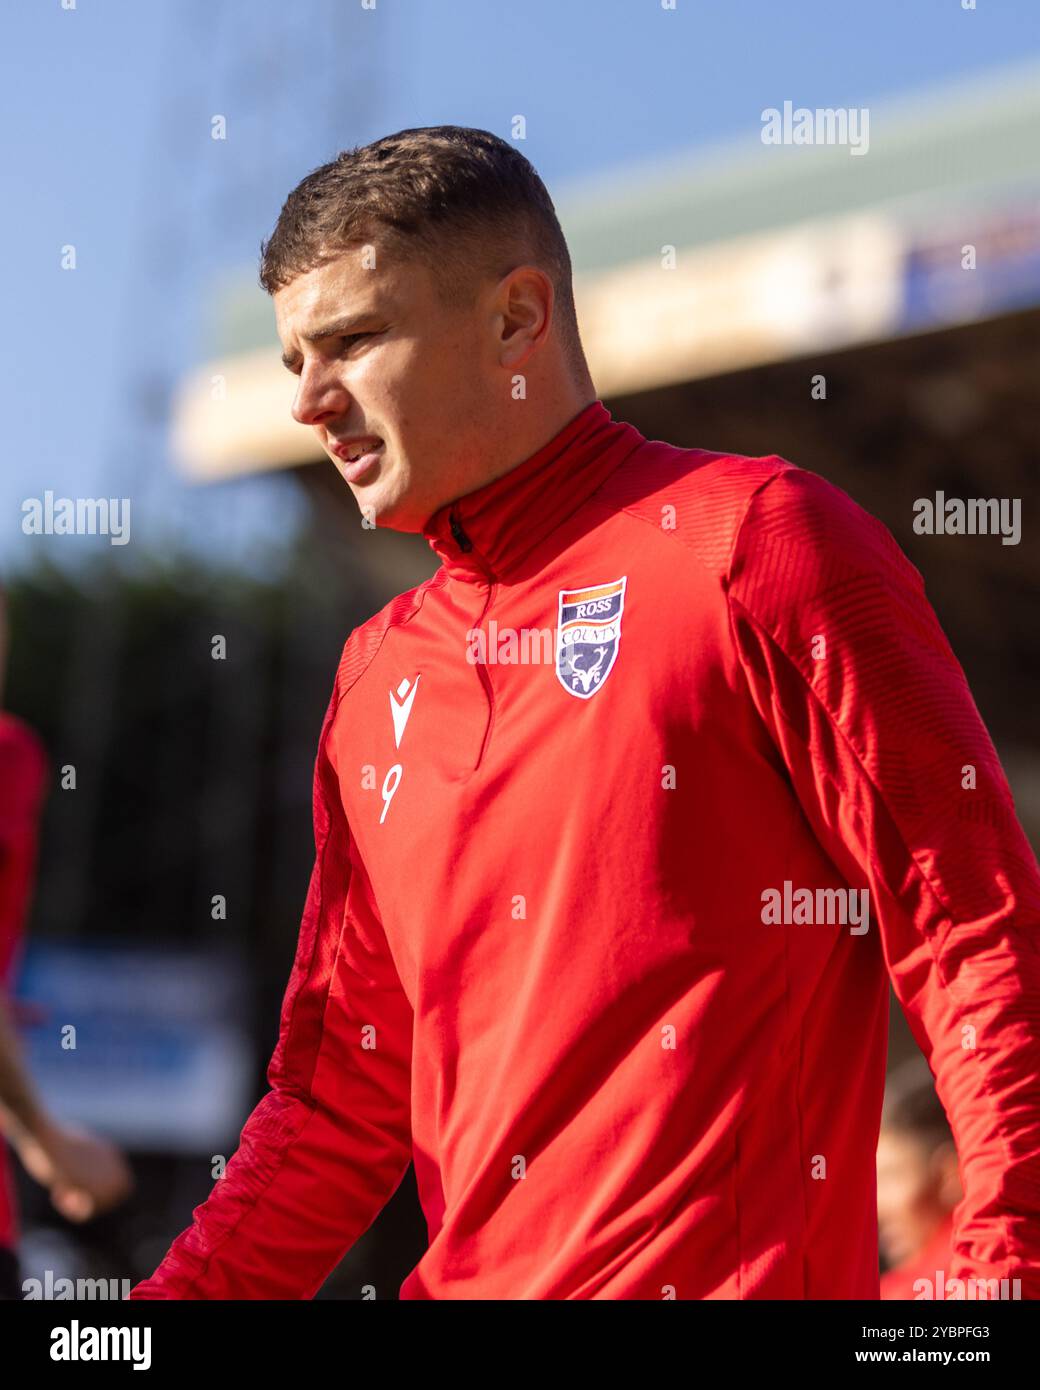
[{"left": 449, "top": 508, "right": 473, "bottom": 553}]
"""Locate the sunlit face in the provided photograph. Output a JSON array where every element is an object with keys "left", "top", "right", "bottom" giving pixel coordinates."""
[
  {"left": 876, "top": 1130, "right": 951, "bottom": 1267},
  {"left": 274, "top": 248, "right": 495, "bottom": 531}
]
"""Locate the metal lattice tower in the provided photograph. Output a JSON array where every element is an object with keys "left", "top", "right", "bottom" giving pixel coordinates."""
[{"left": 53, "top": 0, "right": 384, "bottom": 940}]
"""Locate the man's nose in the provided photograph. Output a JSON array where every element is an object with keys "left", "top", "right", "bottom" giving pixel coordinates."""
[{"left": 291, "top": 366, "right": 349, "bottom": 427}]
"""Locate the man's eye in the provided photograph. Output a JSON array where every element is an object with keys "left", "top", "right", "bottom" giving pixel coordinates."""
[{"left": 339, "top": 333, "right": 373, "bottom": 352}]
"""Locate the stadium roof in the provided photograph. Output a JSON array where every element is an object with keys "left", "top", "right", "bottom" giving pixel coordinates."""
[
  {"left": 559, "top": 56, "right": 1040, "bottom": 271},
  {"left": 175, "top": 57, "right": 1040, "bottom": 479}
]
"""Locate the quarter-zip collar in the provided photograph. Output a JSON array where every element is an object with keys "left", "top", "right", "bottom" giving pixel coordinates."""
[{"left": 421, "top": 401, "right": 645, "bottom": 582}]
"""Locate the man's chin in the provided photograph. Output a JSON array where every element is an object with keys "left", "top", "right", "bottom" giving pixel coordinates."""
[{"left": 348, "top": 483, "right": 423, "bottom": 534}]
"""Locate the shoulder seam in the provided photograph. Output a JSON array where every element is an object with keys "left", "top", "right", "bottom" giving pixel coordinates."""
[
  {"left": 585, "top": 455, "right": 796, "bottom": 588},
  {"left": 333, "top": 570, "right": 444, "bottom": 710},
  {"left": 723, "top": 462, "right": 800, "bottom": 593}
]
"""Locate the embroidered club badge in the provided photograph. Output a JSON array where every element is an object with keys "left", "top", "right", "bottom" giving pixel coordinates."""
[{"left": 555, "top": 577, "right": 627, "bottom": 700}]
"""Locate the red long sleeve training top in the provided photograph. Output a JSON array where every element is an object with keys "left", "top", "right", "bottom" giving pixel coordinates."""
[
  {"left": 0, "top": 714, "right": 48, "bottom": 1253},
  {"left": 132, "top": 401, "right": 1040, "bottom": 1300}
]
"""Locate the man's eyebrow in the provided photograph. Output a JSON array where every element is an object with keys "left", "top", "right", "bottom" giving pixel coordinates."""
[{"left": 280, "top": 311, "right": 385, "bottom": 369}]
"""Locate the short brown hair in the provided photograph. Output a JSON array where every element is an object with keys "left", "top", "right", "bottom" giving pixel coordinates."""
[{"left": 258, "top": 125, "right": 589, "bottom": 381}]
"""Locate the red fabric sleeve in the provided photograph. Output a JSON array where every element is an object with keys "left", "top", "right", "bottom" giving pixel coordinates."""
[
  {"left": 0, "top": 714, "right": 48, "bottom": 839},
  {"left": 727, "top": 466, "right": 1040, "bottom": 1299},
  {"left": 0, "top": 714, "right": 48, "bottom": 981},
  {"left": 129, "top": 684, "right": 414, "bottom": 1299}
]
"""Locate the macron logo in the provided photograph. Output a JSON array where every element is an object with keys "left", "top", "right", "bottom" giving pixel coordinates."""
[{"left": 389, "top": 675, "right": 420, "bottom": 748}]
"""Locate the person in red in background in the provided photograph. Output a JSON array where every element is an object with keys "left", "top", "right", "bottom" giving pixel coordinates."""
[
  {"left": 0, "top": 589, "right": 133, "bottom": 1300},
  {"left": 878, "top": 1054, "right": 961, "bottom": 1299}
]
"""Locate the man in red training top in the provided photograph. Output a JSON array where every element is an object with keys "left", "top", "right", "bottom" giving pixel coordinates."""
[
  {"left": 0, "top": 591, "right": 133, "bottom": 1299},
  {"left": 132, "top": 126, "right": 1040, "bottom": 1300}
]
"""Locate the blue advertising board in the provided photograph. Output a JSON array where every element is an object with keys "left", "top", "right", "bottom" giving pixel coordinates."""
[{"left": 13, "top": 941, "right": 254, "bottom": 1153}]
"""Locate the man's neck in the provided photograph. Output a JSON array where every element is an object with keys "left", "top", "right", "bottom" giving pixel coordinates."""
[{"left": 465, "top": 383, "right": 599, "bottom": 498}]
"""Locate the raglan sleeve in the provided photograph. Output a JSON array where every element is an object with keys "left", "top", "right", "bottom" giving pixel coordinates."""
[
  {"left": 725, "top": 464, "right": 1040, "bottom": 1298},
  {"left": 129, "top": 677, "right": 415, "bottom": 1299}
]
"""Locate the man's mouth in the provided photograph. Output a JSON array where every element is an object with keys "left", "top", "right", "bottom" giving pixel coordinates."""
[
  {"left": 330, "top": 436, "right": 385, "bottom": 483},
  {"left": 332, "top": 436, "right": 384, "bottom": 464}
]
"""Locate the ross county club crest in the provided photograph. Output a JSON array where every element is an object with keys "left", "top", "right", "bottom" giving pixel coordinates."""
[{"left": 556, "top": 577, "right": 627, "bottom": 700}]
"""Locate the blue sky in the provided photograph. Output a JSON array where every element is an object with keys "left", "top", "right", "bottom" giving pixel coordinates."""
[{"left": 2, "top": 0, "right": 1037, "bottom": 574}]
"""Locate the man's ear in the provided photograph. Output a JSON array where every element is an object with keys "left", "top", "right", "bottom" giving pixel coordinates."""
[{"left": 495, "top": 265, "right": 553, "bottom": 369}]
